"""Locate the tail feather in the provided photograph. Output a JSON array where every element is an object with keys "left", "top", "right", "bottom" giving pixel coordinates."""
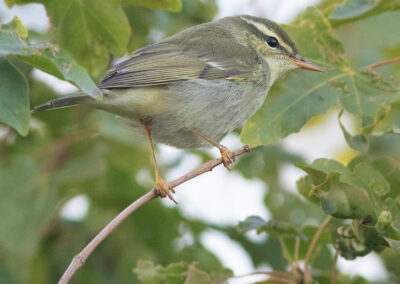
[{"left": 32, "top": 94, "right": 90, "bottom": 113}]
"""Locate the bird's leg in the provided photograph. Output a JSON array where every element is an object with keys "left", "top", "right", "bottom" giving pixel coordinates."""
[
  {"left": 194, "top": 130, "right": 235, "bottom": 170},
  {"left": 141, "top": 121, "right": 176, "bottom": 203}
]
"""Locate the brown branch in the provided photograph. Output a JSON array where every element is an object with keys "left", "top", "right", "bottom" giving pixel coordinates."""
[
  {"left": 367, "top": 57, "right": 400, "bottom": 69},
  {"left": 303, "top": 215, "right": 332, "bottom": 283},
  {"left": 58, "top": 145, "right": 250, "bottom": 284},
  {"left": 331, "top": 250, "right": 339, "bottom": 284}
]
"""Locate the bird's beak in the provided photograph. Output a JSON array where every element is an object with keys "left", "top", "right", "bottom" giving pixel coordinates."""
[{"left": 290, "top": 55, "right": 325, "bottom": 72}]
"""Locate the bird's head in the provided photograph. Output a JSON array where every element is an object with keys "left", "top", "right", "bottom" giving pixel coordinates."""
[{"left": 239, "top": 15, "right": 325, "bottom": 84}]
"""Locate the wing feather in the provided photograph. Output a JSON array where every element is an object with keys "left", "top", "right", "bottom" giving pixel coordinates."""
[{"left": 98, "top": 43, "right": 252, "bottom": 89}]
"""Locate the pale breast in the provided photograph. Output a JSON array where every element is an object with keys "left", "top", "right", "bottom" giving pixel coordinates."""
[{"left": 92, "top": 76, "right": 269, "bottom": 149}]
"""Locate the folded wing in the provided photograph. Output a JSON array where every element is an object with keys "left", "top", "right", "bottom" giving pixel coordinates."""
[{"left": 98, "top": 42, "right": 253, "bottom": 89}]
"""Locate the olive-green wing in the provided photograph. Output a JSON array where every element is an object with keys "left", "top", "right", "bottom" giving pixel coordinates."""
[{"left": 98, "top": 42, "right": 252, "bottom": 89}]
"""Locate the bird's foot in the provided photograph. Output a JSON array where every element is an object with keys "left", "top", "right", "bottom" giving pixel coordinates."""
[
  {"left": 156, "top": 175, "right": 177, "bottom": 204},
  {"left": 218, "top": 145, "right": 235, "bottom": 170}
]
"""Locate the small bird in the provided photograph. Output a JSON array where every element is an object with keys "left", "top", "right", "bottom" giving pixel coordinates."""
[{"left": 33, "top": 15, "right": 324, "bottom": 202}]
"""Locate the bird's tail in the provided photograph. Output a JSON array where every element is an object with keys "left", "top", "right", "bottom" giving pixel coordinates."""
[{"left": 32, "top": 94, "right": 90, "bottom": 113}]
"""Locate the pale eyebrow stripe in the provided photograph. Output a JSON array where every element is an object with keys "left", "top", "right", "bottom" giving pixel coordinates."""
[
  {"left": 240, "top": 16, "right": 281, "bottom": 39},
  {"left": 240, "top": 16, "right": 295, "bottom": 55}
]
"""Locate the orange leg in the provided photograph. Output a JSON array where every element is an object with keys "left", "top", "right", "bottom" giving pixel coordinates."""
[
  {"left": 195, "top": 131, "right": 235, "bottom": 170},
  {"left": 142, "top": 122, "right": 176, "bottom": 203}
]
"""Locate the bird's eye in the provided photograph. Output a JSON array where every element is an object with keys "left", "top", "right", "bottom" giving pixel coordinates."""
[{"left": 265, "top": 36, "right": 278, "bottom": 48}]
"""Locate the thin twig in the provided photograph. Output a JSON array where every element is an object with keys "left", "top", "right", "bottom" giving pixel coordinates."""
[
  {"left": 331, "top": 250, "right": 339, "bottom": 284},
  {"left": 58, "top": 145, "right": 250, "bottom": 284},
  {"left": 294, "top": 236, "right": 300, "bottom": 267},
  {"left": 292, "top": 236, "right": 301, "bottom": 280},
  {"left": 367, "top": 57, "right": 400, "bottom": 69},
  {"left": 303, "top": 215, "right": 332, "bottom": 283},
  {"left": 279, "top": 237, "right": 293, "bottom": 267}
]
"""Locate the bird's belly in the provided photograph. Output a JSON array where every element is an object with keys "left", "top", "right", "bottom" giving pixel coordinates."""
[{"left": 98, "top": 79, "right": 269, "bottom": 149}]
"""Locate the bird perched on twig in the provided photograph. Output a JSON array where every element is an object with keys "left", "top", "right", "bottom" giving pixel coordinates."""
[{"left": 33, "top": 15, "right": 324, "bottom": 203}]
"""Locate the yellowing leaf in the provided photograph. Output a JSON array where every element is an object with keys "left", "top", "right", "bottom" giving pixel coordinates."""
[{"left": 1, "top": 16, "right": 28, "bottom": 39}]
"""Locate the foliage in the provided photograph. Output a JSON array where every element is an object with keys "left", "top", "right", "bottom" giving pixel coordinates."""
[{"left": 1, "top": 0, "right": 400, "bottom": 283}]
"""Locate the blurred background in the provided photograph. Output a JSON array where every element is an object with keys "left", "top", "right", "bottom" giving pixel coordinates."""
[{"left": 0, "top": 0, "right": 399, "bottom": 283}]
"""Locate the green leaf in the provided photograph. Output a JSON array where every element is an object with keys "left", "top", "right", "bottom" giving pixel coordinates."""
[
  {"left": 384, "top": 237, "right": 400, "bottom": 251},
  {"left": 236, "top": 216, "right": 267, "bottom": 233},
  {"left": 334, "top": 224, "right": 371, "bottom": 259},
  {"left": 319, "top": 182, "right": 377, "bottom": 220},
  {"left": 372, "top": 158, "right": 400, "bottom": 199},
  {"left": 241, "top": 7, "right": 400, "bottom": 146},
  {"left": 338, "top": 110, "right": 369, "bottom": 153},
  {"left": 0, "top": 18, "right": 101, "bottom": 98},
  {"left": 339, "top": 71, "right": 400, "bottom": 128},
  {"left": 373, "top": 103, "right": 400, "bottom": 135},
  {"left": 133, "top": 260, "right": 185, "bottom": 283},
  {"left": 124, "top": 0, "right": 182, "bottom": 12},
  {"left": 184, "top": 264, "right": 211, "bottom": 284},
  {"left": 240, "top": 72, "right": 340, "bottom": 146},
  {"left": 352, "top": 162, "right": 390, "bottom": 197},
  {"left": 296, "top": 159, "right": 386, "bottom": 220},
  {"left": 0, "top": 157, "right": 59, "bottom": 282},
  {"left": 329, "top": 0, "right": 400, "bottom": 25},
  {"left": 0, "top": 57, "right": 29, "bottom": 135},
  {"left": 237, "top": 216, "right": 307, "bottom": 240},
  {"left": 133, "top": 260, "right": 211, "bottom": 284},
  {"left": 46, "top": 0, "right": 130, "bottom": 77},
  {"left": 1, "top": 16, "right": 28, "bottom": 39},
  {"left": 296, "top": 158, "right": 353, "bottom": 187},
  {"left": 7, "top": 0, "right": 131, "bottom": 77},
  {"left": 368, "top": 133, "right": 400, "bottom": 157},
  {"left": 329, "top": 0, "right": 378, "bottom": 20}
]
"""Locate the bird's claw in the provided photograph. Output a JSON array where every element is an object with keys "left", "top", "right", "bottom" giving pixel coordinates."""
[
  {"left": 156, "top": 176, "right": 177, "bottom": 204},
  {"left": 219, "top": 145, "right": 235, "bottom": 170}
]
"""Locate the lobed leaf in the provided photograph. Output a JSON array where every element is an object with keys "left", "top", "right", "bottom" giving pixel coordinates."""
[{"left": 296, "top": 158, "right": 390, "bottom": 220}]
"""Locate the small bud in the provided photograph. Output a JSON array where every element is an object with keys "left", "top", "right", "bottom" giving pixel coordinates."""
[{"left": 378, "top": 210, "right": 392, "bottom": 225}]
